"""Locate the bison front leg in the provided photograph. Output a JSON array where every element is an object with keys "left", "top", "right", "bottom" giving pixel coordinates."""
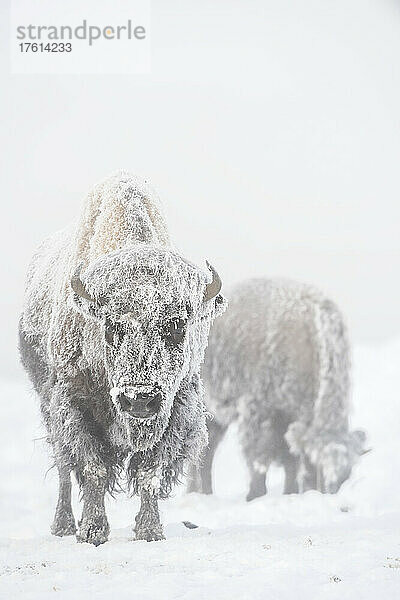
[
  {"left": 239, "top": 410, "right": 271, "bottom": 501},
  {"left": 76, "top": 463, "right": 110, "bottom": 546},
  {"left": 51, "top": 464, "right": 76, "bottom": 536},
  {"left": 282, "top": 452, "right": 300, "bottom": 494},
  {"left": 298, "top": 453, "right": 318, "bottom": 492},
  {"left": 134, "top": 489, "right": 165, "bottom": 542},
  {"left": 49, "top": 383, "right": 112, "bottom": 545},
  {"left": 279, "top": 442, "right": 300, "bottom": 494},
  {"left": 187, "top": 419, "right": 227, "bottom": 494}
]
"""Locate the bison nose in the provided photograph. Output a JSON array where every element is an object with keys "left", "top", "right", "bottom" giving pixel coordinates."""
[
  {"left": 117, "top": 391, "right": 162, "bottom": 419},
  {"left": 137, "top": 392, "right": 162, "bottom": 413}
]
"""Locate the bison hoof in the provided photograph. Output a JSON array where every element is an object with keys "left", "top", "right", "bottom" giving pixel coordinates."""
[
  {"left": 246, "top": 489, "right": 266, "bottom": 502},
  {"left": 135, "top": 527, "right": 165, "bottom": 542},
  {"left": 51, "top": 512, "right": 77, "bottom": 537},
  {"left": 76, "top": 516, "right": 110, "bottom": 546}
]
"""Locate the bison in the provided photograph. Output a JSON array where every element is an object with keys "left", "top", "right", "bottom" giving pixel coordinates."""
[
  {"left": 188, "top": 278, "right": 366, "bottom": 500},
  {"left": 19, "top": 171, "right": 225, "bottom": 544}
]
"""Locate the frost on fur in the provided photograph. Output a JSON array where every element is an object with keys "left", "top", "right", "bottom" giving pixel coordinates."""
[
  {"left": 188, "top": 278, "right": 366, "bottom": 498},
  {"left": 19, "top": 171, "right": 225, "bottom": 544}
]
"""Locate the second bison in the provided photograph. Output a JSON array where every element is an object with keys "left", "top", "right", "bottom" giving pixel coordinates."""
[{"left": 188, "top": 278, "right": 366, "bottom": 499}]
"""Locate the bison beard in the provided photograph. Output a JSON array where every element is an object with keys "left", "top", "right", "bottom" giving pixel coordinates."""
[{"left": 19, "top": 171, "right": 225, "bottom": 545}]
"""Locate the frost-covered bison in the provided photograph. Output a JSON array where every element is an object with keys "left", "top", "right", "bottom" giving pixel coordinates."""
[
  {"left": 188, "top": 278, "right": 366, "bottom": 499},
  {"left": 19, "top": 171, "right": 225, "bottom": 544}
]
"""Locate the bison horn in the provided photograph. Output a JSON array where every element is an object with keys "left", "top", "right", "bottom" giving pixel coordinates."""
[
  {"left": 204, "top": 261, "right": 222, "bottom": 302},
  {"left": 360, "top": 447, "right": 372, "bottom": 456},
  {"left": 71, "top": 264, "right": 95, "bottom": 302}
]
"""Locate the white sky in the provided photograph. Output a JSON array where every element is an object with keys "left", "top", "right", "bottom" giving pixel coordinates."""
[{"left": 1, "top": 0, "right": 400, "bottom": 378}]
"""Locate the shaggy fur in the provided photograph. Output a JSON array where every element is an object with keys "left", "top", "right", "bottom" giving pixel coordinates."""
[
  {"left": 19, "top": 171, "right": 225, "bottom": 544},
  {"left": 187, "top": 278, "right": 366, "bottom": 499}
]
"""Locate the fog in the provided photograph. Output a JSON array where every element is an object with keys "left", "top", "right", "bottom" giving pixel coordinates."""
[{"left": 1, "top": 0, "right": 400, "bottom": 379}]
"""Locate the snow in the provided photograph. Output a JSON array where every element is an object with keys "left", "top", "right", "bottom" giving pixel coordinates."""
[{"left": 1, "top": 341, "right": 400, "bottom": 598}]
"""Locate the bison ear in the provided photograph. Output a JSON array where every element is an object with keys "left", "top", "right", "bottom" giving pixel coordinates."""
[
  {"left": 71, "top": 264, "right": 95, "bottom": 303},
  {"left": 214, "top": 292, "right": 227, "bottom": 317}
]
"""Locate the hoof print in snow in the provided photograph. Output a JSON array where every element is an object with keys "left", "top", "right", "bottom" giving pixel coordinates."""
[
  {"left": 182, "top": 521, "right": 198, "bottom": 529},
  {"left": 262, "top": 544, "right": 271, "bottom": 550},
  {"left": 304, "top": 537, "right": 313, "bottom": 546},
  {"left": 385, "top": 557, "right": 400, "bottom": 569}
]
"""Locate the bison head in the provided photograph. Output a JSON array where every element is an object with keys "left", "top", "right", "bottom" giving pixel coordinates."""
[
  {"left": 315, "top": 429, "right": 369, "bottom": 493},
  {"left": 71, "top": 246, "right": 225, "bottom": 424}
]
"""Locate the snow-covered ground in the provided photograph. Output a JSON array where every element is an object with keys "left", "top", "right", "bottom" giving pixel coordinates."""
[{"left": 1, "top": 341, "right": 400, "bottom": 599}]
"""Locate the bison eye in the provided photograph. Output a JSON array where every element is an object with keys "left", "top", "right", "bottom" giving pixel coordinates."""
[
  {"left": 104, "top": 320, "right": 123, "bottom": 347},
  {"left": 165, "top": 317, "right": 186, "bottom": 346}
]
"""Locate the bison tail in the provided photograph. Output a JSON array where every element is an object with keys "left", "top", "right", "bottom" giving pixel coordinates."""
[
  {"left": 285, "top": 297, "right": 351, "bottom": 465},
  {"left": 312, "top": 297, "right": 351, "bottom": 441}
]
